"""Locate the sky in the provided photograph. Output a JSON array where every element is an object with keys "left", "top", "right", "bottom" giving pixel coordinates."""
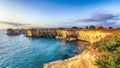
[{"left": 0, "top": 0, "right": 120, "bottom": 29}]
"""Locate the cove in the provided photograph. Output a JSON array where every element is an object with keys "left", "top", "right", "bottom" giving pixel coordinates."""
[{"left": 0, "top": 30, "right": 83, "bottom": 68}]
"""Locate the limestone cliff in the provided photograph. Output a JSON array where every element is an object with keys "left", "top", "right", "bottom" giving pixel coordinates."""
[
  {"left": 55, "top": 30, "right": 67, "bottom": 39},
  {"left": 77, "top": 30, "right": 111, "bottom": 44},
  {"left": 44, "top": 29, "right": 120, "bottom": 68},
  {"left": 44, "top": 48, "right": 101, "bottom": 68},
  {"left": 26, "top": 29, "right": 32, "bottom": 37},
  {"left": 10, "top": 28, "right": 120, "bottom": 44}
]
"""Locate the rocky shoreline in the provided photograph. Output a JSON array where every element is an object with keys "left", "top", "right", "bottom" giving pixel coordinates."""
[
  {"left": 6, "top": 28, "right": 120, "bottom": 68},
  {"left": 44, "top": 48, "right": 100, "bottom": 68},
  {"left": 7, "top": 28, "right": 119, "bottom": 44}
]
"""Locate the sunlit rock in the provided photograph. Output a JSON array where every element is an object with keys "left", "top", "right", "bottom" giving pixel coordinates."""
[{"left": 44, "top": 48, "right": 100, "bottom": 68}]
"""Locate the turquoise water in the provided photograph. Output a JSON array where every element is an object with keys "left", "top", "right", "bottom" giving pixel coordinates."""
[{"left": 0, "top": 30, "right": 83, "bottom": 68}]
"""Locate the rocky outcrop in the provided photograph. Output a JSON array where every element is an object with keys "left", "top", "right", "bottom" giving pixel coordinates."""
[
  {"left": 26, "top": 29, "right": 33, "bottom": 37},
  {"left": 7, "top": 29, "right": 26, "bottom": 35},
  {"left": 66, "top": 30, "right": 78, "bottom": 41},
  {"left": 44, "top": 48, "right": 101, "bottom": 68},
  {"left": 55, "top": 30, "right": 67, "bottom": 39},
  {"left": 8, "top": 28, "right": 120, "bottom": 44},
  {"left": 47, "top": 29, "right": 116, "bottom": 44},
  {"left": 7, "top": 29, "right": 21, "bottom": 35},
  {"left": 26, "top": 28, "right": 57, "bottom": 37}
]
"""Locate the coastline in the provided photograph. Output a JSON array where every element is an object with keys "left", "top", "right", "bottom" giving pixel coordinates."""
[
  {"left": 44, "top": 48, "right": 100, "bottom": 68},
  {"left": 42, "top": 28, "right": 120, "bottom": 68},
  {"left": 6, "top": 28, "right": 120, "bottom": 68}
]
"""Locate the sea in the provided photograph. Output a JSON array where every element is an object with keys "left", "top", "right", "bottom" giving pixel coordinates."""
[{"left": 0, "top": 29, "right": 83, "bottom": 68}]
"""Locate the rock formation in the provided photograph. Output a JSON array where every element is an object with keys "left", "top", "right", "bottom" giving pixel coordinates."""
[
  {"left": 26, "top": 28, "right": 57, "bottom": 37},
  {"left": 44, "top": 48, "right": 101, "bottom": 68},
  {"left": 7, "top": 28, "right": 120, "bottom": 44},
  {"left": 77, "top": 30, "right": 111, "bottom": 44},
  {"left": 7, "top": 28, "right": 26, "bottom": 35},
  {"left": 7, "top": 29, "right": 21, "bottom": 35}
]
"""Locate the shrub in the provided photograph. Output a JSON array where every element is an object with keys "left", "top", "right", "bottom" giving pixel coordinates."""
[{"left": 96, "top": 40, "right": 120, "bottom": 68}]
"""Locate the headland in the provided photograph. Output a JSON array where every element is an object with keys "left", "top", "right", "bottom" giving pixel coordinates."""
[{"left": 6, "top": 26, "right": 120, "bottom": 68}]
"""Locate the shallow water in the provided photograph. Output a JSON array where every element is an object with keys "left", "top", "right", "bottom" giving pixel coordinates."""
[{"left": 0, "top": 30, "right": 83, "bottom": 68}]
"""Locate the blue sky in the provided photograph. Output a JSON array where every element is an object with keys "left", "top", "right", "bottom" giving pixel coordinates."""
[{"left": 0, "top": 0, "right": 120, "bottom": 28}]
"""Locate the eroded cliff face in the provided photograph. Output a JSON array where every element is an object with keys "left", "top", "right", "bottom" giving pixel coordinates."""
[
  {"left": 11, "top": 28, "right": 120, "bottom": 44},
  {"left": 44, "top": 29, "right": 120, "bottom": 68},
  {"left": 26, "top": 29, "right": 32, "bottom": 37},
  {"left": 26, "top": 29, "right": 120, "bottom": 44},
  {"left": 55, "top": 30, "right": 67, "bottom": 39},
  {"left": 54, "top": 29, "right": 114, "bottom": 44},
  {"left": 44, "top": 48, "right": 101, "bottom": 68},
  {"left": 77, "top": 30, "right": 111, "bottom": 44}
]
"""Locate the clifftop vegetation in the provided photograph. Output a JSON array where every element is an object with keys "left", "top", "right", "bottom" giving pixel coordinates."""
[{"left": 94, "top": 40, "right": 120, "bottom": 68}]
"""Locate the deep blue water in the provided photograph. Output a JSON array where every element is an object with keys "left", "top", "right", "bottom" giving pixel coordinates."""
[{"left": 0, "top": 30, "right": 83, "bottom": 68}]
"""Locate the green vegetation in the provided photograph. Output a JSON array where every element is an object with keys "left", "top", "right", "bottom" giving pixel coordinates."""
[{"left": 95, "top": 41, "right": 120, "bottom": 68}]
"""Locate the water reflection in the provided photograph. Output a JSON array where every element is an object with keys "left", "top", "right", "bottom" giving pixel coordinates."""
[{"left": 61, "top": 40, "right": 67, "bottom": 46}]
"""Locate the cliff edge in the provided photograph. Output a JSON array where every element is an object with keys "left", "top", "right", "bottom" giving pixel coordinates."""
[
  {"left": 44, "top": 48, "right": 101, "bottom": 68},
  {"left": 44, "top": 29, "right": 120, "bottom": 68}
]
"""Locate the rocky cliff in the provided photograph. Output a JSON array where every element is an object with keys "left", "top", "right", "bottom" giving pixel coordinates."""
[
  {"left": 77, "top": 30, "right": 111, "bottom": 44},
  {"left": 44, "top": 48, "right": 101, "bottom": 68},
  {"left": 44, "top": 29, "right": 120, "bottom": 68},
  {"left": 8, "top": 28, "right": 120, "bottom": 44}
]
